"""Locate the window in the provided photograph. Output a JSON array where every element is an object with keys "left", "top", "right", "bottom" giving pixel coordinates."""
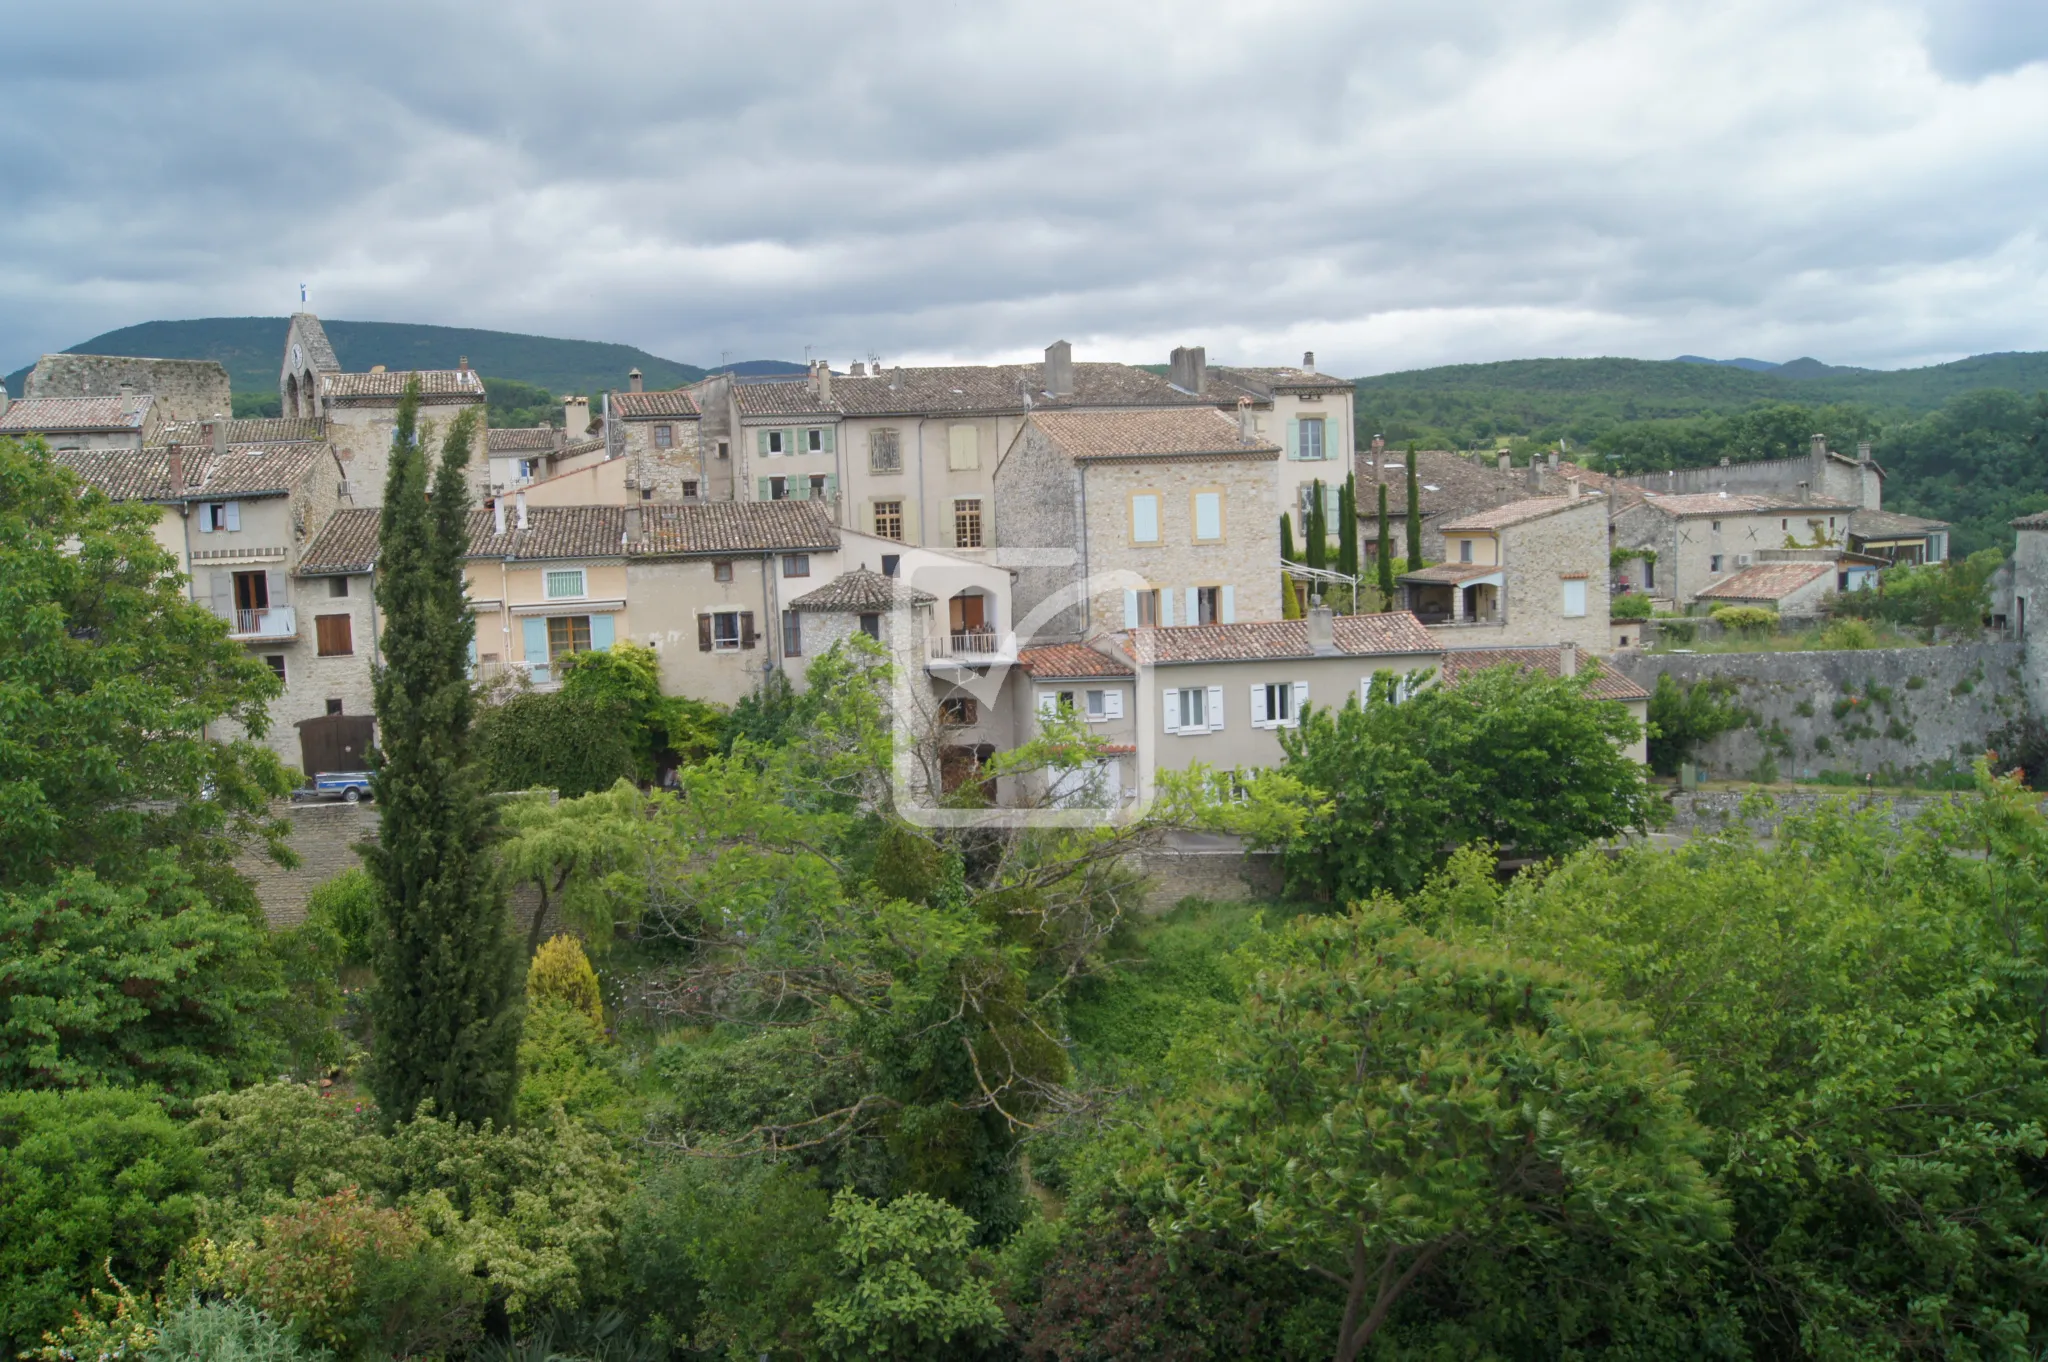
[
  {"left": 1085, "top": 689, "right": 1108, "bottom": 721},
  {"left": 1298, "top": 417, "right": 1326, "bottom": 461},
  {"left": 1163, "top": 685, "right": 1223, "bottom": 734},
  {"left": 263, "top": 653, "right": 287, "bottom": 683},
  {"left": 1193, "top": 490, "right": 1223, "bottom": 542},
  {"left": 940, "top": 696, "right": 978, "bottom": 726},
  {"left": 1135, "top": 589, "right": 1160, "bottom": 627},
  {"left": 870, "top": 428, "right": 902, "bottom": 473},
  {"left": 783, "top": 553, "right": 811, "bottom": 578},
  {"left": 1643, "top": 559, "right": 1656, "bottom": 589},
  {"left": 1561, "top": 578, "right": 1588, "bottom": 618},
  {"left": 881, "top": 554, "right": 900, "bottom": 577},
  {"left": 782, "top": 609, "right": 803, "bottom": 657},
  {"left": 1253, "top": 681, "right": 1307, "bottom": 729},
  {"left": 700, "top": 610, "right": 749, "bottom": 651},
  {"left": 859, "top": 613, "right": 881, "bottom": 639},
  {"left": 1130, "top": 492, "right": 1160, "bottom": 544},
  {"left": 713, "top": 560, "right": 734, "bottom": 583},
  {"left": 1196, "top": 586, "right": 1221, "bottom": 625},
  {"left": 545, "top": 569, "right": 585, "bottom": 599},
  {"left": 809, "top": 473, "right": 829, "bottom": 499},
  {"left": 328, "top": 576, "right": 349, "bottom": 598},
  {"left": 232, "top": 570, "right": 270, "bottom": 615},
  {"left": 874, "top": 500, "right": 904, "bottom": 541},
  {"left": 682, "top": 480, "right": 699, "bottom": 498},
  {"left": 954, "top": 498, "right": 983, "bottom": 549},
  {"left": 642, "top": 486, "right": 654, "bottom": 500},
  {"left": 547, "top": 614, "right": 593, "bottom": 658},
  {"left": 1710, "top": 520, "right": 1722, "bottom": 533},
  {"left": 315, "top": 613, "right": 354, "bottom": 656},
  {"left": 1780, "top": 518, "right": 1788, "bottom": 531},
  {"left": 653, "top": 424, "right": 673, "bottom": 449},
  {"left": 806, "top": 427, "right": 824, "bottom": 453},
  {"left": 1709, "top": 554, "right": 1725, "bottom": 573},
  {"left": 717, "top": 440, "right": 730, "bottom": 461},
  {"left": 202, "top": 502, "right": 240, "bottom": 533},
  {"left": 767, "top": 430, "right": 785, "bottom": 454},
  {"left": 325, "top": 698, "right": 344, "bottom": 716},
  {"left": 1459, "top": 539, "right": 1473, "bottom": 563},
  {"left": 769, "top": 475, "right": 789, "bottom": 500},
  {"left": 947, "top": 423, "right": 978, "bottom": 470}
]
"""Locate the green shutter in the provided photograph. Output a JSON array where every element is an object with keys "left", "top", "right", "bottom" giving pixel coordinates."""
[
  {"left": 824, "top": 474, "right": 839, "bottom": 501},
  {"left": 757, "top": 428, "right": 772, "bottom": 455},
  {"left": 1285, "top": 419, "right": 1300, "bottom": 460},
  {"left": 757, "top": 477, "right": 772, "bottom": 500},
  {"left": 820, "top": 425, "right": 836, "bottom": 453},
  {"left": 790, "top": 479, "right": 808, "bottom": 501}
]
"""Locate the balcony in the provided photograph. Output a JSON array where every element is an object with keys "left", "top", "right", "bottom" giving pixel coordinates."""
[
  {"left": 228, "top": 605, "right": 297, "bottom": 641},
  {"left": 926, "top": 629, "right": 1014, "bottom": 668}
]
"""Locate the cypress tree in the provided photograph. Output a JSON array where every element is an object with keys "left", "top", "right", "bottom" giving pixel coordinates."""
[
  {"left": 365, "top": 380, "right": 522, "bottom": 1127},
  {"left": 1337, "top": 473, "right": 1359, "bottom": 582},
  {"left": 1377, "top": 481, "right": 1396, "bottom": 604},
  {"left": 1405, "top": 444, "right": 1425, "bottom": 571},
  {"left": 1279, "top": 512, "right": 1297, "bottom": 567},
  {"left": 1279, "top": 514, "right": 1301, "bottom": 619},
  {"left": 1305, "top": 481, "right": 1327, "bottom": 574}
]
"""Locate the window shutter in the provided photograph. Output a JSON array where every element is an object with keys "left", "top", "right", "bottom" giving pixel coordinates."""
[
  {"left": 224, "top": 502, "right": 241, "bottom": 532},
  {"left": 757, "top": 477, "right": 772, "bottom": 500},
  {"left": 825, "top": 474, "right": 838, "bottom": 501},
  {"left": 1285, "top": 419, "right": 1300, "bottom": 460},
  {"left": 698, "top": 615, "right": 713, "bottom": 651},
  {"left": 210, "top": 571, "right": 232, "bottom": 619},
  {"left": 1123, "top": 590, "right": 1139, "bottom": 628},
  {"left": 783, "top": 429, "right": 799, "bottom": 458},
  {"left": 522, "top": 617, "right": 548, "bottom": 663},
  {"left": 198, "top": 507, "right": 214, "bottom": 535},
  {"left": 789, "top": 479, "right": 808, "bottom": 501},
  {"left": 1159, "top": 590, "right": 1173, "bottom": 627},
  {"left": 1207, "top": 685, "right": 1224, "bottom": 731},
  {"left": 265, "top": 569, "right": 287, "bottom": 610},
  {"left": 821, "top": 426, "right": 836, "bottom": 453},
  {"left": 1104, "top": 690, "right": 1123, "bottom": 719},
  {"left": 757, "top": 429, "right": 771, "bottom": 455},
  {"left": 1163, "top": 688, "right": 1181, "bottom": 733},
  {"left": 1185, "top": 588, "right": 1198, "bottom": 626},
  {"left": 1221, "top": 585, "right": 1235, "bottom": 623},
  {"left": 739, "top": 612, "right": 757, "bottom": 649},
  {"left": 1292, "top": 681, "right": 1309, "bottom": 723},
  {"left": 1360, "top": 675, "right": 1374, "bottom": 707},
  {"left": 590, "top": 614, "right": 615, "bottom": 651},
  {"left": 1250, "top": 684, "right": 1267, "bottom": 726},
  {"left": 1037, "top": 690, "right": 1057, "bottom": 717}
]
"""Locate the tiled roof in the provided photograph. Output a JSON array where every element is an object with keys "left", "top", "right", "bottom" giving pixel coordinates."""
[
  {"left": 1027, "top": 408, "right": 1279, "bottom": 462},
  {"left": 612, "top": 390, "right": 700, "bottom": 419},
  {"left": 733, "top": 380, "right": 839, "bottom": 418},
  {"left": 0, "top": 395, "right": 153, "bottom": 433},
  {"left": 54, "top": 443, "right": 322, "bottom": 502},
  {"left": 1850, "top": 508, "right": 1949, "bottom": 537},
  {"left": 1634, "top": 492, "right": 1855, "bottom": 517},
  {"left": 1440, "top": 494, "right": 1598, "bottom": 532},
  {"left": 1399, "top": 563, "right": 1502, "bottom": 585},
  {"left": 2012, "top": 509, "right": 2048, "bottom": 530},
  {"left": 1204, "top": 365, "right": 1352, "bottom": 398},
  {"left": 789, "top": 567, "right": 937, "bottom": 612},
  {"left": 1124, "top": 612, "right": 1441, "bottom": 665},
  {"left": 1353, "top": 448, "right": 1524, "bottom": 521},
  {"left": 1017, "top": 643, "right": 1135, "bottom": 679},
  {"left": 636, "top": 500, "right": 839, "bottom": 555},
  {"left": 487, "top": 427, "right": 560, "bottom": 453},
  {"left": 1695, "top": 561, "right": 1833, "bottom": 601},
  {"left": 297, "top": 507, "right": 383, "bottom": 575},
  {"left": 467, "top": 506, "right": 626, "bottom": 561},
  {"left": 319, "top": 370, "right": 485, "bottom": 404},
  {"left": 1438, "top": 647, "right": 1649, "bottom": 702},
  {"left": 732, "top": 362, "right": 1214, "bottom": 420},
  {"left": 162, "top": 417, "right": 324, "bottom": 445},
  {"left": 1556, "top": 461, "right": 1646, "bottom": 509}
]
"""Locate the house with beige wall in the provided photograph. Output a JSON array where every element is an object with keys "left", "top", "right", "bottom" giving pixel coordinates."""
[
  {"left": 994, "top": 408, "right": 1282, "bottom": 644},
  {"left": 1612, "top": 491, "right": 1858, "bottom": 610},
  {"left": 1403, "top": 489, "right": 1612, "bottom": 654}
]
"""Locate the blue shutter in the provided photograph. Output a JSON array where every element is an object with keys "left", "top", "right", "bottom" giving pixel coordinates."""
[
  {"left": 1221, "top": 585, "right": 1235, "bottom": 623},
  {"left": 1123, "top": 590, "right": 1139, "bottom": 628},
  {"left": 590, "top": 614, "right": 615, "bottom": 651},
  {"left": 1159, "top": 590, "right": 1173, "bottom": 627},
  {"left": 522, "top": 617, "right": 550, "bottom": 683}
]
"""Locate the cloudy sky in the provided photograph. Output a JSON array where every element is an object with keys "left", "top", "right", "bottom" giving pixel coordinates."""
[{"left": 5, "top": 0, "right": 2048, "bottom": 377}]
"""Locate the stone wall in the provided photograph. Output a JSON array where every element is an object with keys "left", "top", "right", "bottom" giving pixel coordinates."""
[
  {"left": 1611, "top": 640, "right": 2026, "bottom": 780},
  {"left": 26, "top": 354, "right": 232, "bottom": 424},
  {"left": 238, "top": 801, "right": 380, "bottom": 928},
  {"left": 1661, "top": 787, "right": 1959, "bottom": 837}
]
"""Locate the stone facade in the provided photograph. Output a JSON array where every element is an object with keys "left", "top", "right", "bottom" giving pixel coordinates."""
[
  {"left": 1420, "top": 493, "right": 1612, "bottom": 655},
  {"left": 26, "top": 355, "right": 231, "bottom": 425},
  {"left": 1620, "top": 438, "right": 1883, "bottom": 510},
  {"left": 1612, "top": 496, "right": 1857, "bottom": 610}
]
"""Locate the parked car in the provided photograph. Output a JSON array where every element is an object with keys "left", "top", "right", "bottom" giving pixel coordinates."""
[{"left": 292, "top": 771, "right": 374, "bottom": 804}]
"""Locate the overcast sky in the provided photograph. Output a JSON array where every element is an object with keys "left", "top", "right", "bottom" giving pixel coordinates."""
[{"left": 5, "top": 0, "right": 2047, "bottom": 378}]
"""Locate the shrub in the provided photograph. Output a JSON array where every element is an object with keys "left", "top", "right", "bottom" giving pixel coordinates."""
[
  {"left": 528, "top": 934, "right": 604, "bottom": 1028},
  {"left": 1905, "top": 674, "right": 1927, "bottom": 690},
  {"left": 516, "top": 1001, "right": 630, "bottom": 1131},
  {"left": 475, "top": 691, "right": 637, "bottom": 798},
  {"left": 812, "top": 1190, "right": 1005, "bottom": 1360},
  {"left": 153, "top": 1300, "right": 323, "bottom": 1362},
  {"left": 1610, "top": 592, "right": 1653, "bottom": 619},
  {"left": 1817, "top": 618, "right": 1879, "bottom": 650},
  {"left": 303, "top": 868, "right": 379, "bottom": 968},
  {"left": 0, "top": 1088, "right": 206, "bottom": 1354},
  {"left": 1657, "top": 618, "right": 1698, "bottom": 645},
  {"left": 1710, "top": 604, "right": 1777, "bottom": 636},
  {"left": 1646, "top": 674, "right": 1745, "bottom": 776}
]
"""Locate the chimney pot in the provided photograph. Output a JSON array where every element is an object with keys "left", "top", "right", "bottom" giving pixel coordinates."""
[
  {"left": 1307, "top": 602, "right": 1337, "bottom": 654},
  {"left": 515, "top": 489, "right": 528, "bottom": 530},
  {"left": 563, "top": 395, "right": 590, "bottom": 440},
  {"left": 493, "top": 497, "right": 505, "bottom": 535},
  {"left": 1044, "top": 340, "right": 1074, "bottom": 397},
  {"left": 628, "top": 368, "right": 644, "bottom": 394},
  {"left": 1857, "top": 440, "right": 1872, "bottom": 463},
  {"left": 1237, "top": 396, "right": 1254, "bottom": 443},
  {"left": 1811, "top": 433, "right": 1827, "bottom": 460},
  {"left": 1302, "top": 350, "right": 1316, "bottom": 372},
  {"left": 1558, "top": 641, "right": 1578, "bottom": 677},
  {"left": 851, "top": 361, "right": 866, "bottom": 377},
  {"left": 458, "top": 355, "right": 469, "bottom": 373}
]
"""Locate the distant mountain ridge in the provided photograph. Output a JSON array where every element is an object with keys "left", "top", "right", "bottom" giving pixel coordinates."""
[{"left": 3, "top": 317, "right": 805, "bottom": 399}]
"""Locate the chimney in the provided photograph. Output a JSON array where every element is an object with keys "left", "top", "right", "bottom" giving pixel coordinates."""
[
  {"left": 1306, "top": 602, "right": 1337, "bottom": 655},
  {"left": 1567, "top": 477, "right": 1581, "bottom": 500},
  {"left": 563, "top": 395, "right": 590, "bottom": 440},
  {"left": 1547, "top": 449, "right": 1558, "bottom": 470},
  {"left": 118, "top": 381, "right": 134, "bottom": 401},
  {"left": 203, "top": 416, "right": 226, "bottom": 458},
  {"left": 624, "top": 503, "right": 643, "bottom": 546},
  {"left": 458, "top": 355, "right": 469, "bottom": 373},
  {"left": 1527, "top": 459, "right": 1545, "bottom": 493},
  {"left": 817, "top": 362, "right": 832, "bottom": 402},
  {"left": 1044, "top": 340, "right": 1074, "bottom": 397},
  {"left": 851, "top": 361, "right": 866, "bottom": 377},
  {"left": 1810, "top": 433, "right": 1827, "bottom": 460},
  {"left": 493, "top": 497, "right": 506, "bottom": 535},
  {"left": 1237, "top": 396, "right": 1255, "bottom": 442},
  {"left": 1857, "top": 440, "right": 1872, "bottom": 464},
  {"left": 628, "top": 368, "right": 644, "bottom": 394},
  {"left": 1558, "top": 641, "right": 1578, "bottom": 677},
  {"left": 1168, "top": 344, "right": 1207, "bottom": 394},
  {"left": 1302, "top": 350, "right": 1316, "bottom": 372},
  {"left": 0, "top": 385, "right": 9, "bottom": 419},
  {"left": 515, "top": 489, "right": 528, "bottom": 530},
  {"left": 166, "top": 444, "right": 184, "bottom": 494}
]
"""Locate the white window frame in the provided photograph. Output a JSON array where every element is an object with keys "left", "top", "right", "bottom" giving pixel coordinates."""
[
  {"left": 709, "top": 609, "right": 742, "bottom": 651},
  {"left": 1163, "top": 684, "right": 1224, "bottom": 735},
  {"left": 1298, "top": 416, "right": 1326, "bottom": 461},
  {"left": 1252, "top": 680, "right": 1309, "bottom": 729},
  {"left": 544, "top": 568, "right": 587, "bottom": 600},
  {"left": 807, "top": 427, "right": 825, "bottom": 453}
]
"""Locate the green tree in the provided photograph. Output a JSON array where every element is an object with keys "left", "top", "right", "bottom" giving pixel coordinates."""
[
  {"left": 1128, "top": 910, "right": 1723, "bottom": 1362},
  {"left": 497, "top": 779, "right": 650, "bottom": 955},
  {"left": 560, "top": 639, "right": 723, "bottom": 776},
  {"left": 1335, "top": 473, "right": 1358, "bottom": 581},
  {"left": 364, "top": 382, "right": 522, "bottom": 1129},
  {"left": 1404, "top": 443, "right": 1424, "bottom": 571},
  {"left": 475, "top": 689, "right": 638, "bottom": 797},
  {"left": 813, "top": 1190, "right": 1005, "bottom": 1360},
  {"left": 1644, "top": 673, "right": 1744, "bottom": 776},
  {"left": 1375, "top": 481, "right": 1395, "bottom": 602},
  {"left": 1260, "top": 665, "right": 1657, "bottom": 899},
  {"left": 1279, "top": 514, "right": 1301, "bottom": 618},
  {"left": 0, "top": 437, "right": 293, "bottom": 897},
  {"left": 1832, "top": 546, "right": 2003, "bottom": 635},
  {"left": 0, "top": 1088, "right": 206, "bottom": 1353},
  {"left": 1303, "top": 481, "right": 1327, "bottom": 574}
]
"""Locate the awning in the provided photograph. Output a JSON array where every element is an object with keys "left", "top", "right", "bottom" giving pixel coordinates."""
[{"left": 509, "top": 598, "right": 626, "bottom": 617}]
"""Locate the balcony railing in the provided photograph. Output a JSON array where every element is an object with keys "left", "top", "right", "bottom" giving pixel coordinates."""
[
  {"left": 928, "top": 628, "right": 1010, "bottom": 661},
  {"left": 228, "top": 605, "right": 297, "bottom": 640}
]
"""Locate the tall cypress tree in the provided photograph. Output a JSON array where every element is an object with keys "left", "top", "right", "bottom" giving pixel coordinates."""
[
  {"left": 365, "top": 380, "right": 522, "bottom": 1128},
  {"left": 1337, "top": 473, "right": 1359, "bottom": 582},
  {"left": 1279, "top": 513, "right": 1301, "bottom": 618},
  {"left": 1304, "top": 480, "right": 1327, "bottom": 574},
  {"left": 1405, "top": 444, "right": 1425, "bottom": 571},
  {"left": 1376, "top": 481, "right": 1396, "bottom": 604}
]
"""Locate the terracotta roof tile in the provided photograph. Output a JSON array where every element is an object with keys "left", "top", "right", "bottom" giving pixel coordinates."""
[
  {"left": 1438, "top": 646, "right": 1649, "bottom": 702},
  {"left": 612, "top": 390, "right": 700, "bottom": 419},
  {"left": 0, "top": 395, "right": 154, "bottom": 433},
  {"left": 162, "top": 417, "right": 324, "bottom": 445},
  {"left": 1440, "top": 494, "right": 1598, "bottom": 532},
  {"left": 790, "top": 567, "right": 937, "bottom": 612},
  {"left": 1851, "top": 507, "right": 1949, "bottom": 536},
  {"left": 466, "top": 506, "right": 625, "bottom": 560},
  {"left": 54, "top": 443, "right": 322, "bottom": 501},
  {"left": 1027, "top": 408, "right": 1279, "bottom": 462},
  {"left": 1635, "top": 491, "right": 1856, "bottom": 517},
  {"left": 636, "top": 500, "right": 838, "bottom": 555},
  {"left": 732, "top": 361, "right": 1216, "bottom": 420},
  {"left": 1399, "top": 563, "right": 1501, "bottom": 585},
  {"left": 319, "top": 370, "right": 485, "bottom": 404},
  {"left": 1125, "top": 612, "right": 1441, "bottom": 665},
  {"left": 2012, "top": 509, "right": 2048, "bottom": 530},
  {"left": 1017, "top": 643, "right": 1135, "bottom": 679},
  {"left": 1695, "top": 561, "right": 1833, "bottom": 601},
  {"left": 1203, "top": 365, "right": 1352, "bottom": 398},
  {"left": 487, "top": 427, "right": 561, "bottom": 453},
  {"left": 297, "top": 507, "right": 383, "bottom": 575}
]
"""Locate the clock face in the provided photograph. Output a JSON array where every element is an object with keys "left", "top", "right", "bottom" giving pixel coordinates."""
[{"left": 291, "top": 343, "right": 302, "bottom": 369}]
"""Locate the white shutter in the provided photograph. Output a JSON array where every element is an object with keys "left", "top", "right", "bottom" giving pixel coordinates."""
[
  {"left": 265, "top": 569, "right": 287, "bottom": 611},
  {"left": 1163, "top": 688, "right": 1181, "bottom": 733},
  {"left": 1185, "top": 588, "right": 1198, "bottom": 626},
  {"left": 1124, "top": 589, "right": 1139, "bottom": 629},
  {"left": 1207, "top": 685, "right": 1225, "bottom": 731},
  {"left": 1285, "top": 419, "right": 1300, "bottom": 461},
  {"left": 1104, "top": 689, "right": 1124, "bottom": 719},
  {"left": 1250, "top": 684, "right": 1267, "bottom": 727},
  {"left": 224, "top": 502, "right": 241, "bottom": 532},
  {"left": 198, "top": 506, "right": 213, "bottom": 535},
  {"left": 1037, "top": 690, "right": 1057, "bottom": 717},
  {"left": 1221, "top": 584, "right": 1235, "bottom": 623},
  {"left": 1292, "top": 681, "right": 1309, "bottom": 726},
  {"left": 1159, "top": 590, "right": 1173, "bottom": 627}
]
